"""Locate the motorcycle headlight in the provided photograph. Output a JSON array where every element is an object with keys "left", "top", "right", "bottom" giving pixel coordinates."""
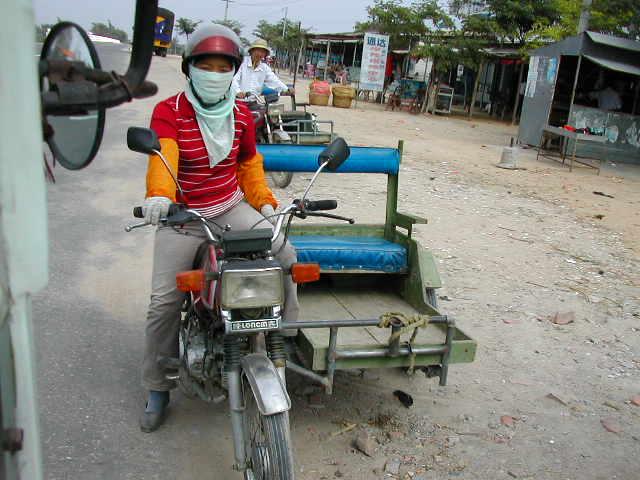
[{"left": 220, "top": 267, "right": 283, "bottom": 310}]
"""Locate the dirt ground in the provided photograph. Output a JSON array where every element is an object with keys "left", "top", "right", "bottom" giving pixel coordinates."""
[{"left": 270, "top": 76, "right": 640, "bottom": 480}]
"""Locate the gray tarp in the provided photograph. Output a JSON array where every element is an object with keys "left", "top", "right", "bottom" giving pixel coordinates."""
[
  {"left": 586, "top": 31, "right": 640, "bottom": 53},
  {"left": 584, "top": 55, "right": 640, "bottom": 77}
]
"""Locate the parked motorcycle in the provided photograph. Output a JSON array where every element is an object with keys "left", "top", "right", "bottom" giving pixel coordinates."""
[
  {"left": 242, "top": 92, "right": 295, "bottom": 189},
  {"left": 125, "top": 127, "right": 351, "bottom": 479}
]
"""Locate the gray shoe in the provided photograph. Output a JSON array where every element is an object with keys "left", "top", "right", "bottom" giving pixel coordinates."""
[{"left": 140, "top": 391, "right": 169, "bottom": 433}]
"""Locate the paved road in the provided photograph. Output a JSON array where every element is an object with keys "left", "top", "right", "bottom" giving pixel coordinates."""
[{"left": 34, "top": 45, "right": 242, "bottom": 480}]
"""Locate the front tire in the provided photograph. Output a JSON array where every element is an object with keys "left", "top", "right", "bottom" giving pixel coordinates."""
[{"left": 243, "top": 378, "right": 295, "bottom": 479}]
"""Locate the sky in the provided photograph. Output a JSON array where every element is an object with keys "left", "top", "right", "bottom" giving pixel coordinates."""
[{"left": 33, "top": 0, "right": 374, "bottom": 42}]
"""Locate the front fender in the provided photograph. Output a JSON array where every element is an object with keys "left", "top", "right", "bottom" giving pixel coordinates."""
[{"left": 241, "top": 353, "right": 291, "bottom": 415}]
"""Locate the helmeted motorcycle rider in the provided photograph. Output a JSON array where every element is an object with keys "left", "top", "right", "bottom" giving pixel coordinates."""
[{"left": 139, "top": 24, "right": 299, "bottom": 432}]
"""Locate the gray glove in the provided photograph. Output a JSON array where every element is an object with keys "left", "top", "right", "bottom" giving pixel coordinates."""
[
  {"left": 143, "top": 196, "right": 172, "bottom": 225},
  {"left": 260, "top": 204, "right": 277, "bottom": 226}
]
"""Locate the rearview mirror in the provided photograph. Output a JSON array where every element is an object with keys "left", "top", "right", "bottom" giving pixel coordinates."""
[
  {"left": 41, "top": 22, "right": 105, "bottom": 170},
  {"left": 127, "top": 127, "right": 161, "bottom": 154},
  {"left": 318, "top": 137, "right": 350, "bottom": 171}
]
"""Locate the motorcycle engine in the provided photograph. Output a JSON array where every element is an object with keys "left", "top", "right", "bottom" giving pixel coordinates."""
[{"left": 182, "top": 330, "right": 208, "bottom": 382}]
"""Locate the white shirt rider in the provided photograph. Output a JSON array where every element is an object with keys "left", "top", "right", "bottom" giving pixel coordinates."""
[
  {"left": 231, "top": 40, "right": 291, "bottom": 99},
  {"left": 589, "top": 86, "right": 622, "bottom": 111}
]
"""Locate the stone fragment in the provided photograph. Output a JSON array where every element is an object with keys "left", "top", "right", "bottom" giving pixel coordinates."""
[
  {"left": 353, "top": 431, "right": 376, "bottom": 457},
  {"left": 500, "top": 415, "right": 515, "bottom": 427},
  {"left": 601, "top": 418, "right": 622, "bottom": 433},
  {"left": 550, "top": 311, "right": 575, "bottom": 325},
  {"left": 385, "top": 459, "right": 401, "bottom": 475}
]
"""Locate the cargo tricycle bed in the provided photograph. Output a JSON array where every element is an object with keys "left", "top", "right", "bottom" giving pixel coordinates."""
[{"left": 258, "top": 142, "right": 476, "bottom": 393}]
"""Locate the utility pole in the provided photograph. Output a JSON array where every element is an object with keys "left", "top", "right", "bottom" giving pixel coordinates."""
[
  {"left": 577, "top": 0, "right": 592, "bottom": 34},
  {"left": 222, "top": 0, "right": 234, "bottom": 21},
  {"left": 282, "top": 7, "right": 288, "bottom": 37}
]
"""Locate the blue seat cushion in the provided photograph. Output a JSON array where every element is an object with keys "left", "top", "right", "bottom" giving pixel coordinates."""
[{"left": 289, "top": 236, "right": 408, "bottom": 273}]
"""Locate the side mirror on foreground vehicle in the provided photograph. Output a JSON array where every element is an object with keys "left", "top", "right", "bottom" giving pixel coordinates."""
[
  {"left": 127, "top": 127, "right": 161, "bottom": 154},
  {"left": 41, "top": 22, "right": 105, "bottom": 170},
  {"left": 318, "top": 137, "right": 350, "bottom": 171},
  {"left": 39, "top": 0, "right": 160, "bottom": 170}
]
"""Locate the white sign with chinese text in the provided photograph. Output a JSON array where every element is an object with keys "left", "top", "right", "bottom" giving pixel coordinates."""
[{"left": 359, "top": 33, "right": 390, "bottom": 92}]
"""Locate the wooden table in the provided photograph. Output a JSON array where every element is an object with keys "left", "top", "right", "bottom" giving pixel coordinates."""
[{"left": 536, "top": 125, "right": 607, "bottom": 174}]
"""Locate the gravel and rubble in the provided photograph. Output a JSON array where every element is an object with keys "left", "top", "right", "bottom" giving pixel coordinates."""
[{"left": 275, "top": 81, "right": 640, "bottom": 479}]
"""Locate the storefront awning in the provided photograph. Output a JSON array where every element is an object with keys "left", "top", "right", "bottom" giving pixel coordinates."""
[
  {"left": 586, "top": 31, "right": 640, "bottom": 53},
  {"left": 584, "top": 55, "right": 640, "bottom": 77}
]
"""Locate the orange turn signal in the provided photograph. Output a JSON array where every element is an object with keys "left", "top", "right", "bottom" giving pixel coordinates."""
[
  {"left": 176, "top": 269, "right": 205, "bottom": 292},
  {"left": 291, "top": 263, "right": 320, "bottom": 284}
]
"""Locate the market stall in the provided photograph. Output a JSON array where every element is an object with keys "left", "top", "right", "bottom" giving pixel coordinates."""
[{"left": 518, "top": 31, "right": 640, "bottom": 165}]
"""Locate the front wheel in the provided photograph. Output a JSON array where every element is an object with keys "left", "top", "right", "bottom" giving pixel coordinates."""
[
  {"left": 243, "top": 379, "right": 295, "bottom": 479},
  {"left": 269, "top": 171, "right": 294, "bottom": 189}
]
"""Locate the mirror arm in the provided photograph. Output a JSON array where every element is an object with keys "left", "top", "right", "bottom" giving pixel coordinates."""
[
  {"left": 124, "top": 0, "right": 159, "bottom": 97},
  {"left": 301, "top": 161, "right": 329, "bottom": 203},
  {"left": 151, "top": 148, "right": 185, "bottom": 197}
]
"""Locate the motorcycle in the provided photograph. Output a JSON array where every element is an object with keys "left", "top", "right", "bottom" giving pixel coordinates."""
[
  {"left": 242, "top": 91, "right": 295, "bottom": 189},
  {"left": 125, "top": 126, "right": 351, "bottom": 479}
]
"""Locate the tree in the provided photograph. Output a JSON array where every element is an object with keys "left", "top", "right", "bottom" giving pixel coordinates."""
[
  {"left": 409, "top": 2, "right": 496, "bottom": 112},
  {"left": 176, "top": 18, "right": 201, "bottom": 41},
  {"left": 589, "top": 0, "right": 640, "bottom": 38},
  {"left": 526, "top": 0, "right": 640, "bottom": 44},
  {"left": 213, "top": 19, "right": 249, "bottom": 47},
  {"left": 355, "top": 0, "right": 436, "bottom": 49},
  {"left": 489, "top": 0, "right": 560, "bottom": 45},
  {"left": 90, "top": 20, "right": 128, "bottom": 42},
  {"left": 253, "top": 19, "right": 307, "bottom": 68}
]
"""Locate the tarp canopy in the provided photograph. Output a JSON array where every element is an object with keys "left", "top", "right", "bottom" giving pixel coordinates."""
[
  {"left": 530, "top": 31, "right": 640, "bottom": 76},
  {"left": 584, "top": 55, "right": 640, "bottom": 77},
  {"left": 586, "top": 31, "right": 640, "bottom": 53}
]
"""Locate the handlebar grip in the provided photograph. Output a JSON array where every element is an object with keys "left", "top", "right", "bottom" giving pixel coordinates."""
[
  {"left": 305, "top": 200, "right": 338, "bottom": 211},
  {"left": 132, "top": 203, "right": 184, "bottom": 219}
]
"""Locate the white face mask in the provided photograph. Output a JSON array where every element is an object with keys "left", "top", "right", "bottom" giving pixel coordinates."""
[{"left": 189, "top": 65, "right": 234, "bottom": 105}]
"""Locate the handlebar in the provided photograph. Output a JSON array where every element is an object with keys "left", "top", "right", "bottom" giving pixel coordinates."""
[
  {"left": 299, "top": 199, "right": 338, "bottom": 211},
  {"left": 132, "top": 204, "right": 184, "bottom": 219}
]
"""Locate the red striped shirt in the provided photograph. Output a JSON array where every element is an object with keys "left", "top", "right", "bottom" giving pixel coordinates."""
[{"left": 150, "top": 93, "right": 257, "bottom": 217}]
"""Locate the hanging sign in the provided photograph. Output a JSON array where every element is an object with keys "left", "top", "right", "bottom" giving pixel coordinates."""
[
  {"left": 525, "top": 56, "right": 539, "bottom": 98},
  {"left": 359, "top": 33, "right": 390, "bottom": 92}
]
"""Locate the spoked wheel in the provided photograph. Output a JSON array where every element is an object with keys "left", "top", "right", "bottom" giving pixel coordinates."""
[
  {"left": 269, "top": 171, "right": 294, "bottom": 189},
  {"left": 243, "top": 376, "right": 295, "bottom": 479}
]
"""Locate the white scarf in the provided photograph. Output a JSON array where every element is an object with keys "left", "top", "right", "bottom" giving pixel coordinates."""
[{"left": 184, "top": 67, "right": 236, "bottom": 167}]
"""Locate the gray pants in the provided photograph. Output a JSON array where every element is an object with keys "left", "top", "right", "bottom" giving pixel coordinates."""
[{"left": 142, "top": 200, "right": 299, "bottom": 391}]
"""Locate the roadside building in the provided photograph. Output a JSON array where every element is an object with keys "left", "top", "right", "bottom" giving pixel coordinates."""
[{"left": 518, "top": 31, "right": 640, "bottom": 164}]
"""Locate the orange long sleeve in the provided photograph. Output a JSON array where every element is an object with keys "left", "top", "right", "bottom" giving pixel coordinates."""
[
  {"left": 237, "top": 152, "right": 278, "bottom": 210},
  {"left": 145, "top": 138, "right": 179, "bottom": 201}
]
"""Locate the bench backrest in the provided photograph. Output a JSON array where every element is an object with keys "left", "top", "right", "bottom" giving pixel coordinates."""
[
  {"left": 258, "top": 141, "right": 426, "bottom": 241},
  {"left": 258, "top": 144, "right": 400, "bottom": 175}
]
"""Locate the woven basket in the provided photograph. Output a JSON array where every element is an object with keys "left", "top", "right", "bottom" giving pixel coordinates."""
[
  {"left": 332, "top": 95, "right": 353, "bottom": 108},
  {"left": 332, "top": 85, "right": 355, "bottom": 97},
  {"left": 331, "top": 85, "right": 355, "bottom": 108},
  {"left": 309, "top": 92, "right": 330, "bottom": 106}
]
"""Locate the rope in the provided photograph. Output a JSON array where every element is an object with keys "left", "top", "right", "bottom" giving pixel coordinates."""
[{"left": 378, "top": 312, "right": 430, "bottom": 374}]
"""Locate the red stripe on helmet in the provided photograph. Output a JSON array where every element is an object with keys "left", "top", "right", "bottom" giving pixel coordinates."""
[{"left": 191, "top": 36, "right": 240, "bottom": 60}]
